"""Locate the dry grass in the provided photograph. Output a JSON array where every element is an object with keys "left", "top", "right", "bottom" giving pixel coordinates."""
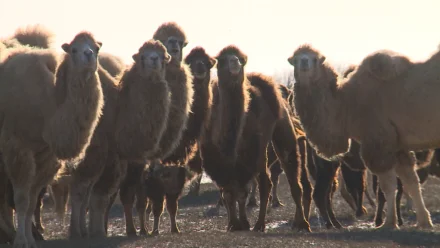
[{"left": 2, "top": 174, "right": 440, "bottom": 248}]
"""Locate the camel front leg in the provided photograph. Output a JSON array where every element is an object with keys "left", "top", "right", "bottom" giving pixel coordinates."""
[
  {"left": 376, "top": 169, "right": 398, "bottom": 229},
  {"left": 165, "top": 193, "right": 181, "bottom": 233},
  {"left": 150, "top": 197, "right": 164, "bottom": 235},
  {"left": 395, "top": 152, "right": 432, "bottom": 228}
]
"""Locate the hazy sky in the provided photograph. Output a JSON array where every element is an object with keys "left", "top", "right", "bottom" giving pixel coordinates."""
[{"left": 1, "top": 0, "right": 438, "bottom": 75}]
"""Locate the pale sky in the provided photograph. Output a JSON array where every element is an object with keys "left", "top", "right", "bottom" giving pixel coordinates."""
[{"left": 1, "top": 0, "right": 439, "bottom": 76}]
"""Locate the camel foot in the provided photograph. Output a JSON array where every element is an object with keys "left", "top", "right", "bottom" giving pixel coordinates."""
[
  {"left": 271, "top": 200, "right": 284, "bottom": 208},
  {"left": 252, "top": 220, "right": 265, "bottom": 232}
]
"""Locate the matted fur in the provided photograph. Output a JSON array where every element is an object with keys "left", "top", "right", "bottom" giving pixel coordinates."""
[
  {"left": 162, "top": 47, "right": 214, "bottom": 165},
  {"left": 115, "top": 40, "right": 172, "bottom": 161},
  {"left": 152, "top": 22, "right": 188, "bottom": 45},
  {"left": 98, "top": 52, "right": 126, "bottom": 78},
  {"left": 248, "top": 73, "right": 283, "bottom": 120}
]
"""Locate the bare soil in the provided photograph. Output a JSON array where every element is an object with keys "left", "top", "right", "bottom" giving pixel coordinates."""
[{"left": 2, "top": 174, "right": 440, "bottom": 248}]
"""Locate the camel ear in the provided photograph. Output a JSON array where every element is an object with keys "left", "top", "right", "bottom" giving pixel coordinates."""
[
  {"left": 209, "top": 57, "right": 217, "bottom": 69},
  {"left": 288, "top": 56, "right": 295, "bottom": 66},
  {"left": 319, "top": 55, "right": 326, "bottom": 64},
  {"left": 164, "top": 52, "right": 172, "bottom": 63},
  {"left": 241, "top": 55, "right": 248, "bottom": 66},
  {"left": 61, "top": 43, "right": 70, "bottom": 53},
  {"left": 183, "top": 42, "right": 188, "bottom": 48},
  {"left": 97, "top": 41, "right": 103, "bottom": 48},
  {"left": 132, "top": 53, "right": 138, "bottom": 62}
]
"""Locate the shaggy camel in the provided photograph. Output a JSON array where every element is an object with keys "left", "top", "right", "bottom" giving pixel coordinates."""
[
  {"left": 200, "top": 45, "right": 310, "bottom": 232},
  {"left": 119, "top": 46, "right": 215, "bottom": 236},
  {"left": 0, "top": 25, "right": 56, "bottom": 244},
  {"left": 0, "top": 31, "right": 104, "bottom": 247},
  {"left": 149, "top": 22, "right": 194, "bottom": 160},
  {"left": 67, "top": 52, "right": 127, "bottom": 239},
  {"left": 68, "top": 39, "right": 173, "bottom": 239},
  {"left": 289, "top": 44, "right": 436, "bottom": 229}
]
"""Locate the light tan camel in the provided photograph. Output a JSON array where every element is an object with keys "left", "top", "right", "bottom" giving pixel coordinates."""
[
  {"left": 0, "top": 31, "right": 104, "bottom": 247},
  {"left": 289, "top": 44, "right": 436, "bottom": 229}
]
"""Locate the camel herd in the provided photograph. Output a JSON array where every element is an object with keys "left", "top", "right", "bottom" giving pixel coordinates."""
[{"left": 0, "top": 22, "right": 439, "bottom": 248}]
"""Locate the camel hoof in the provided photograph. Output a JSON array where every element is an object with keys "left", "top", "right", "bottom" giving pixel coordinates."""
[
  {"left": 205, "top": 207, "right": 220, "bottom": 217},
  {"left": 417, "top": 221, "right": 434, "bottom": 229},
  {"left": 171, "top": 227, "right": 180, "bottom": 234},
  {"left": 126, "top": 231, "right": 138, "bottom": 237},
  {"left": 375, "top": 223, "right": 399, "bottom": 231},
  {"left": 271, "top": 200, "right": 284, "bottom": 208},
  {"left": 149, "top": 230, "right": 159, "bottom": 236},
  {"left": 227, "top": 220, "right": 244, "bottom": 232},
  {"left": 139, "top": 229, "right": 148, "bottom": 236},
  {"left": 240, "top": 219, "right": 251, "bottom": 230},
  {"left": 252, "top": 221, "right": 265, "bottom": 232},
  {"left": 292, "top": 221, "right": 312, "bottom": 233}
]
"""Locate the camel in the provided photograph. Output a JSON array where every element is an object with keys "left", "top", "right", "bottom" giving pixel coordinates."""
[
  {"left": 200, "top": 45, "right": 310, "bottom": 232},
  {"left": 119, "top": 46, "right": 215, "bottom": 236},
  {"left": 149, "top": 22, "right": 194, "bottom": 161},
  {"left": 289, "top": 44, "right": 437, "bottom": 229},
  {"left": 68, "top": 39, "right": 173, "bottom": 239},
  {"left": 98, "top": 52, "right": 126, "bottom": 77},
  {"left": 0, "top": 30, "right": 104, "bottom": 247}
]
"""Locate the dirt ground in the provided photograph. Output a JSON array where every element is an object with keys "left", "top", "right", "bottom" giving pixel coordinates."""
[{"left": 2, "top": 174, "right": 440, "bottom": 248}]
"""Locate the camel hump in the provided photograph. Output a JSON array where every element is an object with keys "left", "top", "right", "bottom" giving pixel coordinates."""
[
  {"left": 247, "top": 72, "right": 283, "bottom": 120},
  {"left": 362, "top": 50, "right": 413, "bottom": 81},
  {"left": 12, "top": 24, "right": 54, "bottom": 49},
  {"left": 343, "top": 64, "right": 357, "bottom": 78}
]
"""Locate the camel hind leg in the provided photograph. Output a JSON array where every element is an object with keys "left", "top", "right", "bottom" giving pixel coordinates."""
[
  {"left": 376, "top": 169, "right": 398, "bottom": 229},
  {"left": 395, "top": 151, "right": 432, "bottom": 228},
  {"left": 271, "top": 114, "right": 310, "bottom": 232},
  {"left": 2, "top": 141, "right": 37, "bottom": 247}
]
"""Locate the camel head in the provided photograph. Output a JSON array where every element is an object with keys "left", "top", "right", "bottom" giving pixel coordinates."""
[
  {"left": 132, "top": 39, "right": 171, "bottom": 78},
  {"left": 288, "top": 44, "right": 326, "bottom": 85},
  {"left": 153, "top": 22, "right": 188, "bottom": 64},
  {"left": 215, "top": 45, "right": 248, "bottom": 83},
  {"left": 148, "top": 163, "right": 190, "bottom": 195},
  {"left": 62, "top": 32, "right": 102, "bottom": 73},
  {"left": 349, "top": 50, "right": 413, "bottom": 83},
  {"left": 184, "top": 46, "right": 217, "bottom": 80}
]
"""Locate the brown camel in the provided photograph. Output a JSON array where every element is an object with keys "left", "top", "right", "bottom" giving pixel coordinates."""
[
  {"left": 0, "top": 31, "right": 104, "bottom": 247},
  {"left": 119, "top": 46, "right": 215, "bottom": 236},
  {"left": 289, "top": 44, "right": 436, "bottom": 229},
  {"left": 68, "top": 39, "right": 173, "bottom": 239},
  {"left": 200, "top": 45, "right": 310, "bottom": 232}
]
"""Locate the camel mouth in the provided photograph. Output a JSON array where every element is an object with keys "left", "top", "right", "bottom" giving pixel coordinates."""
[{"left": 194, "top": 72, "right": 207, "bottom": 79}]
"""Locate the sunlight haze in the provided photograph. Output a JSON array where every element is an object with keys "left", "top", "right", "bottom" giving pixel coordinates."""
[{"left": 1, "top": 0, "right": 438, "bottom": 77}]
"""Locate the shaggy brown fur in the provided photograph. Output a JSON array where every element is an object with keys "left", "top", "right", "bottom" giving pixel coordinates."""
[
  {"left": 114, "top": 40, "right": 172, "bottom": 161},
  {"left": 200, "top": 45, "right": 310, "bottom": 232},
  {"left": 68, "top": 65, "right": 119, "bottom": 239},
  {"left": 150, "top": 22, "right": 194, "bottom": 160},
  {"left": 290, "top": 44, "right": 437, "bottom": 229},
  {"left": 342, "top": 64, "right": 357, "bottom": 79},
  {"left": 10, "top": 25, "right": 54, "bottom": 49},
  {"left": 119, "top": 47, "right": 215, "bottom": 237},
  {"left": 0, "top": 31, "right": 104, "bottom": 247},
  {"left": 70, "top": 40, "right": 173, "bottom": 239}
]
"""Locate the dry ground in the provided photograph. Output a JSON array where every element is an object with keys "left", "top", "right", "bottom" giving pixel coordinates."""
[{"left": 2, "top": 174, "right": 440, "bottom": 248}]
